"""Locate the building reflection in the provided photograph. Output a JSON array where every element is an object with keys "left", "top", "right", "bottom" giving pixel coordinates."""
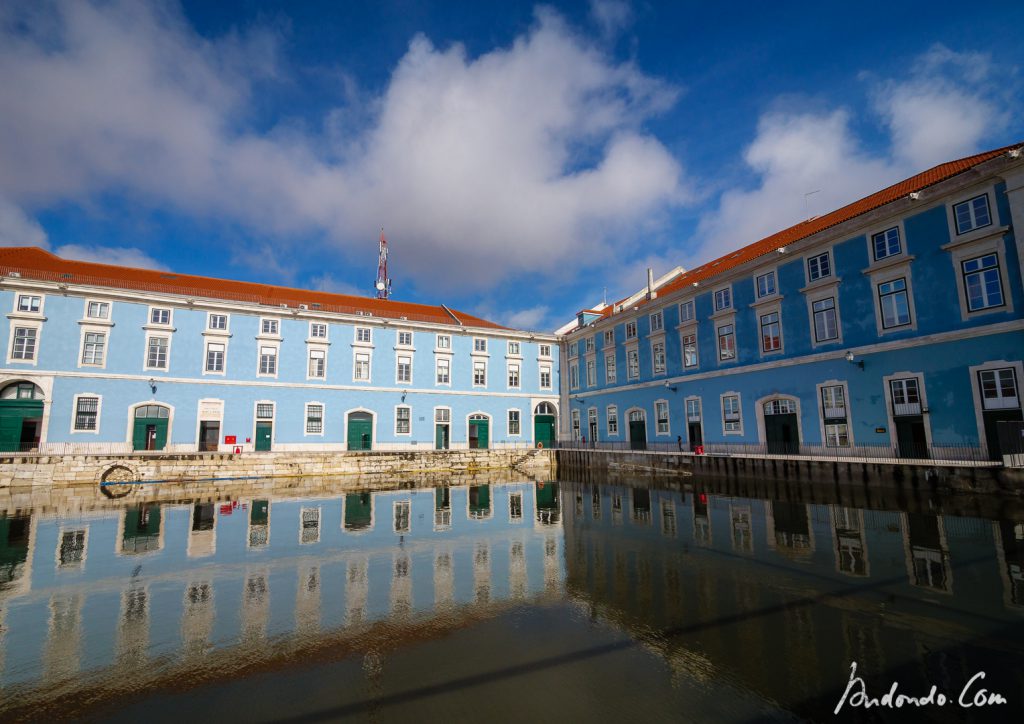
[
  {"left": 994, "top": 521, "right": 1024, "bottom": 609},
  {"left": 831, "top": 506, "right": 868, "bottom": 577},
  {"left": 901, "top": 512, "right": 952, "bottom": 593},
  {"left": 119, "top": 505, "right": 163, "bottom": 555}
]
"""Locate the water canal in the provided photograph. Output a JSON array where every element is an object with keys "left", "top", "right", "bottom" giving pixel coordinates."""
[{"left": 1, "top": 473, "right": 1022, "bottom": 722}]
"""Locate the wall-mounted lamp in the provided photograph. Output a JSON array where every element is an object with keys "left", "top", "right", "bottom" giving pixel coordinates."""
[
  {"left": 664, "top": 381, "right": 677, "bottom": 392},
  {"left": 844, "top": 351, "right": 864, "bottom": 370},
  {"left": 401, "top": 389, "right": 408, "bottom": 403},
  {"left": 148, "top": 377, "right": 157, "bottom": 394},
  {"left": 777, "top": 246, "right": 787, "bottom": 254}
]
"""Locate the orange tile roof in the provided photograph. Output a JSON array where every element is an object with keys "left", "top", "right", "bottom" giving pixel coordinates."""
[
  {"left": 0, "top": 247, "right": 508, "bottom": 330},
  {"left": 601, "top": 142, "right": 1022, "bottom": 319}
]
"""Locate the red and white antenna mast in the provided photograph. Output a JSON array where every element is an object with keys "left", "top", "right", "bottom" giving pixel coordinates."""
[{"left": 374, "top": 228, "right": 392, "bottom": 300}]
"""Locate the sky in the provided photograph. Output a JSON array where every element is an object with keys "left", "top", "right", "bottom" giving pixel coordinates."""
[{"left": 0, "top": 0, "right": 1022, "bottom": 332}]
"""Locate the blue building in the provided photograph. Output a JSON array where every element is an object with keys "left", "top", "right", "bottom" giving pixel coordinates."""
[
  {"left": 559, "top": 144, "right": 1024, "bottom": 459},
  {"left": 0, "top": 248, "right": 559, "bottom": 453}
]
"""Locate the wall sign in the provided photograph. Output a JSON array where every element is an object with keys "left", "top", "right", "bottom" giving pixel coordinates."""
[
  {"left": 874, "top": 427, "right": 886, "bottom": 434},
  {"left": 224, "top": 435, "right": 237, "bottom": 444}
]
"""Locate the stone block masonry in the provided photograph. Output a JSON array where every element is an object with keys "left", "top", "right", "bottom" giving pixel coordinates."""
[{"left": 0, "top": 448, "right": 555, "bottom": 489}]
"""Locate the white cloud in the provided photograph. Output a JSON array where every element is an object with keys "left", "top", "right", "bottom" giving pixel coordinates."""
[
  {"left": 589, "top": 0, "right": 633, "bottom": 39},
  {"left": 0, "top": 1, "right": 687, "bottom": 291},
  {"left": 53, "top": 243, "right": 169, "bottom": 270},
  {"left": 0, "top": 196, "right": 48, "bottom": 247},
  {"left": 500, "top": 304, "right": 551, "bottom": 331},
  {"left": 690, "top": 44, "right": 1013, "bottom": 266},
  {"left": 308, "top": 273, "right": 365, "bottom": 297}
]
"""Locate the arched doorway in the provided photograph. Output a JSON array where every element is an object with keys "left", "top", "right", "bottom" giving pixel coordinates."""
[
  {"left": 0, "top": 382, "right": 44, "bottom": 452},
  {"left": 533, "top": 402, "right": 556, "bottom": 448},
  {"left": 763, "top": 398, "right": 799, "bottom": 454},
  {"left": 346, "top": 410, "right": 373, "bottom": 450},
  {"left": 468, "top": 413, "right": 490, "bottom": 449},
  {"left": 132, "top": 404, "right": 170, "bottom": 451},
  {"left": 627, "top": 409, "right": 647, "bottom": 451}
]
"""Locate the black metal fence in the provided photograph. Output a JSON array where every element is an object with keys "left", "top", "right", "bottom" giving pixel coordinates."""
[{"left": 550, "top": 439, "right": 997, "bottom": 465}]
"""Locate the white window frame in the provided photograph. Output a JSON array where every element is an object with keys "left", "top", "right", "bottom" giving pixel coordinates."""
[
  {"left": 602, "top": 330, "right": 615, "bottom": 346},
  {"left": 816, "top": 380, "right": 853, "bottom": 448},
  {"left": 806, "top": 250, "right": 833, "bottom": 283},
  {"left": 806, "top": 288, "right": 843, "bottom": 347},
  {"left": 507, "top": 409, "right": 521, "bottom": 437},
  {"left": 758, "top": 306, "right": 783, "bottom": 356},
  {"left": 871, "top": 226, "right": 903, "bottom": 262},
  {"left": 539, "top": 343, "right": 552, "bottom": 357},
  {"left": 874, "top": 273, "right": 916, "bottom": 333},
  {"left": 436, "top": 334, "right": 451, "bottom": 350},
  {"left": 755, "top": 270, "right": 777, "bottom": 299},
  {"left": 307, "top": 347, "right": 328, "bottom": 380},
  {"left": 204, "top": 340, "right": 227, "bottom": 375},
  {"left": 355, "top": 326, "right": 372, "bottom": 344},
  {"left": 539, "top": 363, "right": 552, "bottom": 390},
  {"left": 952, "top": 192, "right": 993, "bottom": 235},
  {"left": 396, "top": 353, "right": 413, "bottom": 385},
  {"left": 625, "top": 320, "right": 637, "bottom": 339},
  {"left": 397, "top": 330, "right": 414, "bottom": 347},
  {"left": 651, "top": 339, "right": 666, "bottom": 375},
  {"left": 681, "top": 331, "right": 698, "bottom": 370},
  {"left": 721, "top": 392, "right": 743, "bottom": 436},
  {"left": 149, "top": 307, "right": 173, "bottom": 327},
  {"left": 606, "top": 405, "right": 619, "bottom": 436},
  {"left": 507, "top": 340, "right": 522, "bottom": 356},
  {"left": 626, "top": 345, "right": 640, "bottom": 381},
  {"left": 649, "top": 311, "right": 664, "bottom": 332},
  {"left": 882, "top": 371, "right": 933, "bottom": 452},
  {"left": 394, "top": 405, "right": 412, "bottom": 436},
  {"left": 353, "top": 350, "right": 372, "bottom": 382},
  {"left": 70, "top": 393, "right": 102, "bottom": 434},
  {"left": 716, "top": 322, "right": 736, "bottom": 363},
  {"left": 207, "top": 312, "right": 229, "bottom": 331},
  {"left": 435, "top": 356, "right": 451, "bottom": 386},
  {"left": 713, "top": 285, "right": 732, "bottom": 312},
  {"left": 258, "top": 318, "right": 279, "bottom": 336},
  {"left": 654, "top": 399, "right": 671, "bottom": 436},
  {"left": 15, "top": 293, "right": 43, "bottom": 314},
  {"left": 569, "top": 364, "right": 579, "bottom": 390},
  {"left": 257, "top": 343, "right": 279, "bottom": 378},
  {"left": 304, "top": 402, "right": 325, "bottom": 436},
  {"left": 585, "top": 358, "right": 595, "bottom": 387},
  {"left": 605, "top": 352, "right": 617, "bottom": 384},
  {"left": 678, "top": 299, "right": 695, "bottom": 323},
  {"left": 309, "top": 322, "right": 328, "bottom": 340},
  {"left": 508, "top": 362, "right": 521, "bottom": 389},
  {"left": 144, "top": 333, "right": 171, "bottom": 371},
  {"left": 78, "top": 329, "right": 107, "bottom": 368},
  {"left": 969, "top": 360, "right": 1024, "bottom": 457},
  {"left": 473, "top": 359, "right": 487, "bottom": 388},
  {"left": 473, "top": 337, "right": 487, "bottom": 353},
  {"left": 84, "top": 299, "right": 110, "bottom": 320},
  {"left": 7, "top": 324, "right": 40, "bottom": 365}
]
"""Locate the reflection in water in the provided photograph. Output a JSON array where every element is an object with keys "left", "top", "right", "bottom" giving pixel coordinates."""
[{"left": 1, "top": 478, "right": 1023, "bottom": 722}]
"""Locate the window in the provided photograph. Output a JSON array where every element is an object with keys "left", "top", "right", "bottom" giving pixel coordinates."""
[
  {"left": 539, "top": 343, "right": 551, "bottom": 357},
  {"left": 208, "top": 314, "right": 228, "bottom": 330},
  {"left": 682, "top": 333, "right": 697, "bottom": 368},
  {"left": 310, "top": 323, "right": 327, "bottom": 339},
  {"left": 586, "top": 359, "right": 596, "bottom": 386},
  {"left": 82, "top": 332, "right": 105, "bottom": 365},
  {"left": 508, "top": 363, "right": 521, "bottom": 388},
  {"left": 764, "top": 399, "right": 796, "bottom": 415},
  {"left": 571, "top": 409, "right": 581, "bottom": 440},
  {"left": 821, "top": 385, "right": 849, "bottom": 448},
  {"left": 74, "top": 396, "right": 99, "bottom": 431},
  {"left": 652, "top": 341, "right": 666, "bottom": 374},
  {"left": 398, "top": 331, "right": 413, "bottom": 346},
  {"left": 436, "top": 357, "right": 450, "bottom": 384},
  {"left": 812, "top": 297, "right": 839, "bottom": 342},
  {"left": 569, "top": 365, "right": 579, "bottom": 389},
  {"left": 205, "top": 343, "right": 225, "bottom": 372},
  {"left": 508, "top": 341, "right": 521, "bottom": 355},
  {"left": 474, "top": 337, "right": 487, "bottom": 352},
  {"left": 650, "top": 311, "right": 664, "bottom": 332},
  {"left": 625, "top": 321, "right": 637, "bottom": 339},
  {"left": 540, "top": 364, "right": 552, "bottom": 389},
  {"left": 508, "top": 410, "right": 520, "bottom": 436},
  {"left": 396, "top": 406, "right": 411, "bottom": 435},
  {"left": 655, "top": 401, "right": 670, "bottom": 434},
  {"left": 308, "top": 349, "right": 326, "bottom": 378},
  {"left": 872, "top": 227, "right": 901, "bottom": 261},
  {"left": 679, "top": 300, "right": 695, "bottom": 322},
  {"left": 17, "top": 295, "right": 41, "bottom": 313},
  {"left": 259, "top": 346, "right": 277, "bottom": 375},
  {"left": 723, "top": 395, "right": 741, "bottom": 433},
  {"left": 473, "top": 360, "right": 486, "bottom": 386},
  {"left": 356, "top": 327, "right": 371, "bottom": 343},
  {"left": 627, "top": 348, "right": 639, "bottom": 380},
  {"left": 607, "top": 406, "right": 618, "bottom": 435},
  {"left": 755, "top": 272, "right": 776, "bottom": 298},
  {"left": 979, "top": 368, "right": 1019, "bottom": 410},
  {"left": 355, "top": 352, "right": 371, "bottom": 381},
  {"left": 585, "top": 337, "right": 595, "bottom": 353},
  {"left": 11, "top": 327, "right": 37, "bottom": 360},
  {"left": 714, "top": 288, "right": 732, "bottom": 311},
  {"left": 961, "top": 254, "right": 1004, "bottom": 311},
  {"left": 717, "top": 324, "right": 736, "bottom": 361},
  {"left": 603, "top": 330, "right": 614, "bottom": 346},
  {"left": 397, "top": 354, "right": 412, "bottom": 383},
  {"left": 436, "top": 334, "right": 451, "bottom": 349},
  {"left": 890, "top": 378, "right": 921, "bottom": 415},
  {"left": 605, "top": 353, "right": 616, "bottom": 383},
  {"left": 760, "top": 311, "right": 781, "bottom": 352},
  {"left": 87, "top": 301, "right": 109, "bottom": 319},
  {"left": 568, "top": 341, "right": 579, "bottom": 359},
  {"left": 151, "top": 308, "right": 171, "bottom": 325},
  {"left": 306, "top": 404, "right": 324, "bottom": 434},
  {"left": 260, "top": 318, "right": 279, "bottom": 335},
  {"left": 954, "top": 194, "right": 991, "bottom": 234},
  {"left": 147, "top": 336, "right": 168, "bottom": 369},
  {"left": 807, "top": 252, "right": 832, "bottom": 281},
  {"left": 878, "top": 278, "right": 911, "bottom": 328},
  {"left": 435, "top": 408, "right": 450, "bottom": 423},
  {"left": 686, "top": 398, "right": 701, "bottom": 421},
  {"left": 256, "top": 403, "right": 274, "bottom": 420}
]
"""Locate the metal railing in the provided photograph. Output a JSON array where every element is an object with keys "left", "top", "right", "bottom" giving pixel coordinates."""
[
  {"left": 1, "top": 440, "right": 548, "bottom": 456},
  {"left": 550, "top": 439, "right": 998, "bottom": 465}
]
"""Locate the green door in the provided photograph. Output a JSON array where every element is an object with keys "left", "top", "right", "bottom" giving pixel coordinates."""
[
  {"left": 255, "top": 421, "right": 272, "bottom": 451},
  {"left": 629, "top": 419, "right": 647, "bottom": 450},
  {"left": 534, "top": 414, "right": 555, "bottom": 448},
  {"left": 435, "top": 424, "right": 450, "bottom": 450},
  {"left": 894, "top": 416, "right": 927, "bottom": 459},
  {"left": 469, "top": 485, "right": 491, "bottom": 517},
  {"left": 344, "top": 492, "right": 373, "bottom": 531},
  {"left": 765, "top": 413, "right": 799, "bottom": 455},
  {"left": 132, "top": 418, "right": 168, "bottom": 451},
  {"left": 122, "top": 505, "right": 162, "bottom": 554},
  {"left": 0, "top": 399, "right": 43, "bottom": 452},
  {"left": 469, "top": 417, "right": 489, "bottom": 449},
  {"left": 347, "top": 412, "right": 373, "bottom": 450}
]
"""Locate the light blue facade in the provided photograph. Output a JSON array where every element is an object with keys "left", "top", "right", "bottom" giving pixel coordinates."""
[
  {"left": 0, "top": 262, "right": 559, "bottom": 452},
  {"left": 561, "top": 148, "right": 1024, "bottom": 457}
]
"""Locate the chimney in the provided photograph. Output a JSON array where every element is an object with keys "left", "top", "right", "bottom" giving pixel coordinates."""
[{"left": 646, "top": 268, "right": 657, "bottom": 300}]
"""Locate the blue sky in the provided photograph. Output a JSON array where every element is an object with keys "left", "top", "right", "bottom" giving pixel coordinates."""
[{"left": 1, "top": 0, "right": 1022, "bottom": 331}]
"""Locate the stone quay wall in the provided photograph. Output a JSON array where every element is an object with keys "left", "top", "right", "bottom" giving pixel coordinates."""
[{"left": 0, "top": 448, "right": 555, "bottom": 489}]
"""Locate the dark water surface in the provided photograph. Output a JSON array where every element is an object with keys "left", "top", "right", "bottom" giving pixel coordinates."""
[{"left": 1, "top": 475, "right": 1023, "bottom": 722}]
